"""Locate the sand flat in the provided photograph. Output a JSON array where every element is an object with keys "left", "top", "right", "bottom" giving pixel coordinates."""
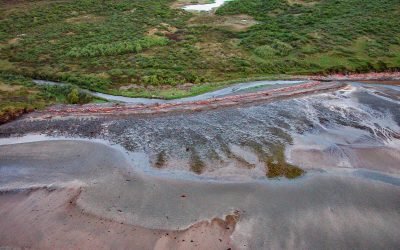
[{"left": 0, "top": 139, "right": 399, "bottom": 249}]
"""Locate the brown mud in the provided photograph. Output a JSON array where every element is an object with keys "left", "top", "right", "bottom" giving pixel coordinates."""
[{"left": 0, "top": 187, "right": 238, "bottom": 250}]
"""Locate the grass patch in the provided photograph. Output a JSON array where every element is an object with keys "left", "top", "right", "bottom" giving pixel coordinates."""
[{"left": 67, "top": 36, "right": 169, "bottom": 58}]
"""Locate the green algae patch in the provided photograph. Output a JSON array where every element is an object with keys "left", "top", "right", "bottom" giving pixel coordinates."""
[
  {"left": 155, "top": 150, "right": 167, "bottom": 168},
  {"left": 265, "top": 146, "right": 304, "bottom": 179},
  {"left": 190, "top": 151, "right": 205, "bottom": 174},
  {"left": 266, "top": 158, "right": 304, "bottom": 179},
  {"left": 243, "top": 141, "right": 304, "bottom": 179}
]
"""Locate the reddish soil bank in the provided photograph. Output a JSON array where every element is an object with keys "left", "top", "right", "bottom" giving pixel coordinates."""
[
  {"left": 305, "top": 71, "right": 400, "bottom": 81},
  {"left": 29, "top": 81, "right": 344, "bottom": 119},
  {"left": 0, "top": 187, "right": 238, "bottom": 250},
  {"left": 354, "top": 80, "right": 400, "bottom": 86},
  {"left": 0, "top": 108, "right": 32, "bottom": 125}
]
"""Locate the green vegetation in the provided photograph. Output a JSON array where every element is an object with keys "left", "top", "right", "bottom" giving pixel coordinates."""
[
  {"left": 0, "top": 0, "right": 399, "bottom": 99},
  {"left": 190, "top": 150, "right": 205, "bottom": 174},
  {"left": 67, "top": 36, "right": 169, "bottom": 57},
  {"left": 266, "top": 157, "right": 304, "bottom": 179},
  {"left": 0, "top": 74, "right": 46, "bottom": 124},
  {"left": 216, "top": 0, "right": 400, "bottom": 75},
  {"left": 265, "top": 146, "right": 304, "bottom": 179},
  {"left": 155, "top": 150, "right": 167, "bottom": 168},
  {"left": 66, "top": 88, "right": 80, "bottom": 104},
  {"left": 0, "top": 73, "right": 99, "bottom": 124}
]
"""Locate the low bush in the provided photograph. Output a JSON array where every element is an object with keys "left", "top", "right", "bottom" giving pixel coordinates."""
[{"left": 67, "top": 36, "right": 169, "bottom": 58}]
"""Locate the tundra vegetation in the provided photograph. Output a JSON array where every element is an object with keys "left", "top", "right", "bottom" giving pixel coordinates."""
[
  {"left": 0, "top": 0, "right": 399, "bottom": 117},
  {"left": 0, "top": 73, "right": 100, "bottom": 124}
]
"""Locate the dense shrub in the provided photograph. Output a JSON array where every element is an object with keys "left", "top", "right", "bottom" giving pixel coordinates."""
[
  {"left": 67, "top": 37, "right": 169, "bottom": 57},
  {"left": 254, "top": 45, "right": 277, "bottom": 58},
  {"left": 40, "top": 84, "right": 93, "bottom": 104},
  {"left": 67, "top": 88, "right": 80, "bottom": 104}
]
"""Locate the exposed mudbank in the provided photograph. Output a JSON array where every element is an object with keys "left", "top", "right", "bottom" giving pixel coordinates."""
[
  {"left": 0, "top": 139, "right": 399, "bottom": 249},
  {"left": 1, "top": 81, "right": 399, "bottom": 179},
  {"left": 286, "top": 83, "right": 400, "bottom": 175},
  {"left": 0, "top": 187, "right": 237, "bottom": 249},
  {"left": 1, "top": 80, "right": 400, "bottom": 249}
]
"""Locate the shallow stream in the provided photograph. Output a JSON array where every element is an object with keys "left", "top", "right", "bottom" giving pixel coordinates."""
[{"left": 33, "top": 79, "right": 305, "bottom": 104}]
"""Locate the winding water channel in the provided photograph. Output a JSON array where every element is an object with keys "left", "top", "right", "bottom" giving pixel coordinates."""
[{"left": 33, "top": 79, "right": 305, "bottom": 104}]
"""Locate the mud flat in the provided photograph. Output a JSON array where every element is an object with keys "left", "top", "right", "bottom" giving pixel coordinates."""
[
  {"left": 1, "top": 139, "right": 400, "bottom": 249},
  {"left": 287, "top": 131, "right": 400, "bottom": 175},
  {"left": 1, "top": 80, "right": 400, "bottom": 249},
  {"left": 2, "top": 81, "right": 398, "bottom": 177},
  {"left": 0, "top": 187, "right": 238, "bottom": 250}
]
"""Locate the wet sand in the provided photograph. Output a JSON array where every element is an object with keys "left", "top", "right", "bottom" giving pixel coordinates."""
[
  {"left": 286, "top": 125, "right": 400, "bottom": 175},
  {"left": 288, "top": 145, "right": 400, "bottom": 174},
  {"left": 0, "top": 188, "right": 236, "bottom": 249},
  {"left": 1, "top": 140, "right": 400, "bottom": 249},
  {"left": 1, "top": 81, "right": 400, "bottom": 249},
  {"left": 2, "top": 82, "right": 398, "bottom": 178}
]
